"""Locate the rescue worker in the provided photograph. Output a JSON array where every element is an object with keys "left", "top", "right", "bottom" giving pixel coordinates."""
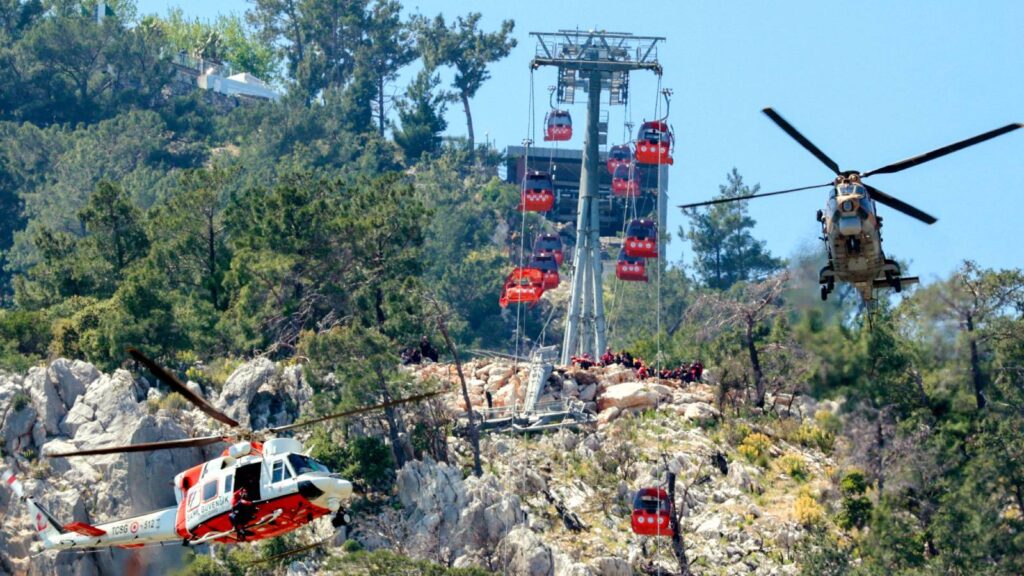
[
  {"left": 230, "top": 487, "right": 256, "bottom": 541},
  {"left": 420, "top": 336, "right": 439, "bottom": 363},
  {"left": 600, "top": 348, "right": 615, "bottom": 366},
  {"left": 691, "top": 361, "right": 704, "bottom": 382}
]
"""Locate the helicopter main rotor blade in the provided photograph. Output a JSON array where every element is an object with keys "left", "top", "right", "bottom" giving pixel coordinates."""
[
  {"left": 762, "top": 108, "right": 841, "bottom": 175},
  {"left": 863, "top": 123, "right": 1023, "bottom": 177},
  {"left": 865, "top": 185, "right": 937, "bottom": 225},
  {"left": 266, "top": 390, "right": 445, "bottom": 434},
  {"left": 45, "top": 435, "right": 227, "bottom": 458},
  {"left": 679, "top": 183, "right": 832, "bottom": 210},
  {"left": 127, "top": 348, "right": 240, "bottom": 428}
]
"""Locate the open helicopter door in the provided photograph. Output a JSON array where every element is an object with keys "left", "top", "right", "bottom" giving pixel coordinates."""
[{"left": 236, "top": 462, "right": 262, "bottom": 500}]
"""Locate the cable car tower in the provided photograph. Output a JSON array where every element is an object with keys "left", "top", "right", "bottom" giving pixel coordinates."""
[{"left": 529, "top": 30, "right": 665, "bottom": 365}]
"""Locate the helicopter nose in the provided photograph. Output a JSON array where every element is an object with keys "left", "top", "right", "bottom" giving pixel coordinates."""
[
  {"left": 313, "top": 476, "right": 353, "bottom": 499},
  {"left": 297, "top": 475, "right": 353, "bottom": 501}
]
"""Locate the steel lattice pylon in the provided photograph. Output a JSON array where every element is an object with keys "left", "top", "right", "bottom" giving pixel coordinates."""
[{"left": 529, "top": 31, "right": 666, "bottom": 365}]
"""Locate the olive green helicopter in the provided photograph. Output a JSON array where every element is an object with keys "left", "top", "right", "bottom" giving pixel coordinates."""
[{"left": 681, "top": 108, "right": 1022, "bottom": 303}]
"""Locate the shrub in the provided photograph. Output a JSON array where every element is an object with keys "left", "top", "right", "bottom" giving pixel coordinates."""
[
  {"left": 342, "top": 538, "right": 363, "bottom": 552},
  {"left": 309, "top": 429, "right": 394, "bottom": 492},
  {"left": 777, "top": 453, "right": 808, "bottom": 482},
  {"left": 795, "top": 421, "right": 834, "bottom": 454},
  {"left": 839, "top": 469, "right": 868, "bottom": 496},
  {"left": 11, "top": 392, "right": 31, "bottom": 412},
  {"left": 794, "top": 493, "right": 825, "bottom": 527},
  {"left": 159, "top": 392, "right": 190, "bottom": 412},
  {"left": 837, "top": 469, "right": 872, "bottom": 530},
  {"left": 738, "top": 432, "right": 773, "bottom": 467}
]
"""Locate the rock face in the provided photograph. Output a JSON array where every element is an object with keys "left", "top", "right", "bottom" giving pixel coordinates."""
[
  {"left": 496, "top": 526, "right": 554, "bottom": 576},
  {"left": 378, "top": 458, "right": 535, "bottom": 569}
]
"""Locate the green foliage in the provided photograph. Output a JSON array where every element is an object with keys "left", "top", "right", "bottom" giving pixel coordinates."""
[
  {"left": 682, "top": 168, "right": 784, "bottom": 290},
  {"left": 308, "top": 428, "right": 394, "bottom": 492},
  {"left": 342, "top": 538, "right": 363, "bottom": 552},
  {"left": 837, "top": 470, "right": 872, "bottom": 530},
  {"left": 0, "top": 309, "right": 49, "bottom": 370},
  {"left": 794, "top": 417, "right": 835, "bottom": 454},
  {"left": 413, "top": 12, "right": 516, "bottom": 149},
  {"left": 796, "top": 529, "right": 852, "bottom": 576},
  {"left": 155, "top": 8, "right": 279, "bottom": 82},
  {"left": 11, "top": 392, "right": 30, "bottom": 412},
  {"left": 777, "top": 453, "right": 808, "bottom": 482},
  {"left": 395, "top": 70, "right": 449, "bottom": 161}
]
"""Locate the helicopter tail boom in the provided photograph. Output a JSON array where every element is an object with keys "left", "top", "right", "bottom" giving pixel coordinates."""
[{"left": 2, "top": 468, "right": 185, "bottom": 551}]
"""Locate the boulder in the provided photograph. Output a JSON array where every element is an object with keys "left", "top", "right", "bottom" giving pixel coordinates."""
[
  {"left": 496, "top": 526, "right": 554, "bottom": 576},
  {"left": 679, "top": 402, "right": 720, "bottom": 424},
  {"left": 592, "top": 556, "right": 632, "bottom": 576},
  {"left": 727, "top": 462, "right": 763, "bottom": 494},
  {"left": 696, "top": 514, "right": 724, "bottom": 537},
  {"left": 579, "top": 383, "right": 598, "bottom": 402},
  {"left": 598, "top": 382, "right": 659, "bottom": 412},
  {"left": 597, "top": 406, "right": 621, "bottom": 425}
]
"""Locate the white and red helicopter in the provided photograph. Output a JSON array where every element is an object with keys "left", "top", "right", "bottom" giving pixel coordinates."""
[{"left": 1, "top": 348, "right": 440, "bottom": 554}]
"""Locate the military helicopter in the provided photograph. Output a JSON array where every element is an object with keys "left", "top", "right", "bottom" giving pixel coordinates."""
[
  {"left": 1, "top": 348, "right": 440, "bottom": 554},
  {"left": 681, "top": 108, "right": 1022, "bottom": 303}
]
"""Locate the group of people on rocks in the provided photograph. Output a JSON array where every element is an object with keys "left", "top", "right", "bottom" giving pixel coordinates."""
[
  {"left": 570, "top": 348, "right": 703, "bottom": 383},
  {"left": 401, "top": 336, "right": 439, "bottom": 365}
]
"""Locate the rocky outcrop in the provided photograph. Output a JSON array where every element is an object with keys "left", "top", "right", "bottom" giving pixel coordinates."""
[
  {"left": 378, "top": 458, "right": 531, "bottom": 569},
  {"left": 496, "top": 526, "right": 554, "bottom": 576}
]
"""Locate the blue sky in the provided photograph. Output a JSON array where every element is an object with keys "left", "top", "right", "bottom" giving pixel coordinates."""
[{"left": 138, "top": 1, "right": 1024, "bottom": 283}]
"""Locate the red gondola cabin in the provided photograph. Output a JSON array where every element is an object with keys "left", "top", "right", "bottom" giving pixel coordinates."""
[
  {"left": 624, "top": 219, "right": 658, "bottom": 258},
  {"left": 634, "top": 121, "right": 674, "bottom": 165},
  {"left": 499, "top": 267, "right": 545, "bottom": 308},
  {"left": 529, "top": 254, "right": 560, "bottom": 289},
  {"left": 532, "top": 233, "right": 564, "bottom": 266},
  {"left": 631, "top": 488, "right": 674, "bottom": 537},
  {"left": 611, "top": 164, "right": 641, "bottom": 198},
  {"left": 616, "top": 249, "right": 648, "bottom": 282},
  {"left": 607, "top": 144, "right": 633, "bottom": 174},
  {"left": 544, "top": 110, "right": 572, "bottom": 141},
  {"left": 517, "top": 171, "right": 555, "bottom": 212}
]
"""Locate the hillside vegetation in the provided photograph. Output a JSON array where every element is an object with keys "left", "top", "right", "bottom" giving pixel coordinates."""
[{"left": 0, "top": 2, "right": 1022, "bottom": 575}]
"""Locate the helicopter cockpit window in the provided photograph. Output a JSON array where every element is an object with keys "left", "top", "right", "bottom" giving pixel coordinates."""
[
  {"left": 836, "top": 183, "right": 865, "bottom": 197},
  {"left": 271, "top": 459, "right": 292, "bottom": 483},
  {"left": 288, "top": 454, "right": 331, "bottom": 475}
]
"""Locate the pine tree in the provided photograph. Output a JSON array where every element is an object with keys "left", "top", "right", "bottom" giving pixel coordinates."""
[{"left": 683, "top": 168, "right": 783, "bottom": 290}]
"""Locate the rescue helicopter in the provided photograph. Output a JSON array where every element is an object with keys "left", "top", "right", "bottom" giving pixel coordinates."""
[
  {"left": 681, "top": 107, "right": 1022, "bottom": 303},
  {"left": 1, "top": 348, "right": 441, "bottom": 555}
]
